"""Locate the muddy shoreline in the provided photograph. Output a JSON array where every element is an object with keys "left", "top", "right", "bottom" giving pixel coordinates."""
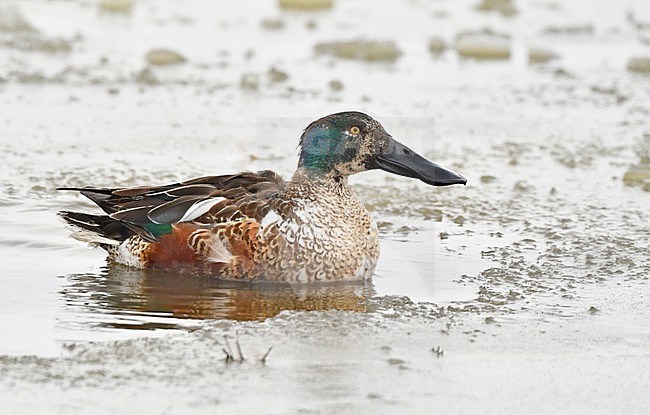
[{"left": 1, "top": 0, "right": 649, "bottom": 413}]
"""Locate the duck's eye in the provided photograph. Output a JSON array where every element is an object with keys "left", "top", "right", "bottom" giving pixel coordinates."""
[{"left": 349, "top": 126, "right": 360, "bottom": 135}]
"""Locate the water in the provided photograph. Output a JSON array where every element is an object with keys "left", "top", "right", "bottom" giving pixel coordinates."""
[
  {"left": 0, "top": 84, "right": 485, "bottom": 355},
  {"left": 1, "top": 0, "right": 650, "bottom": 413}
]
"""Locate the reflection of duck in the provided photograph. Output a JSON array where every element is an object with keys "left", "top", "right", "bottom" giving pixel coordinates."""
[
  {"left": 62, "top": 265, "right": 375, "bottom": 324},
  {"left": 59, "top": 112, "right": 466, "bottom": 282}
]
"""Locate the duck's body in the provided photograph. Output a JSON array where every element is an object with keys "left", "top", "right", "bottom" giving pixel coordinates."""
[
  {"left": 60, "top": 112, "right": 465, "bottom": 282},
  {"left": 254, "top": 170, "right": 379, "bottom": 281}
]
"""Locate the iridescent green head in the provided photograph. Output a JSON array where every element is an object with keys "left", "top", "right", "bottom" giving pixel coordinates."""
[{"left": 298, "top": 111, "right": 467, "bottom": 186}]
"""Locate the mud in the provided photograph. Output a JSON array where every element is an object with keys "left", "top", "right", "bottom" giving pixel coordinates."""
[{"left": 0, "top": 0, "right": 649, "bottom": 413}]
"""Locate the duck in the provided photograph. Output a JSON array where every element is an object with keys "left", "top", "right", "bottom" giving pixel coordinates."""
[{"left": 59, "top": 111, "right": 467, "bottom": 282}]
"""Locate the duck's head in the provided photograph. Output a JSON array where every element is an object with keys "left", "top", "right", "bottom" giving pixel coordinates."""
[{"left": 298, "top": 111, "right": 467, "bottom": 186}]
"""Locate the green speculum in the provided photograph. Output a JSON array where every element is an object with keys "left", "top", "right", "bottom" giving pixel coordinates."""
[{"left": 144, "top": 223, "right": 173, "bottom": 238}]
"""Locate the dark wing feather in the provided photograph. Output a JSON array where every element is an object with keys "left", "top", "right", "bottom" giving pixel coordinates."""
[
  {"left": 162, "top": 184, "right": 217, "bottom": 197},
  {"left": 108, "top": 204, "right": 159, "bottom": 224},
  {"left": 58, "top": 170, "right": 286, "bottom": 241},
  {"left": 145, "top": 195, "right": 209, "bottom": 224}
]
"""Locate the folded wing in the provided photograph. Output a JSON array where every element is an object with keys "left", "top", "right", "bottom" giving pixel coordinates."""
[{"left": 59, "top": 170, "right": 286, "bottom": 243}]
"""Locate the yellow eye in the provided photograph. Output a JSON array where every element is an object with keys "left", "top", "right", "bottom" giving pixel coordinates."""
[{"left": 350, "top": 126, "right": 360, "bottom": 135}]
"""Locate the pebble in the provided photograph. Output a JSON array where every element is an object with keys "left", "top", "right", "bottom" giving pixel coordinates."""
[
  {"left": 428, "top": 37, "right": 446, "bottom": 55},
  {"left": 134, "top": 67, "right": 159, "bottom": 85},
  {"left": 623, "top": 163, "right": 650, "bottom": 186},
  {"left": 278, "top": 0, "right": 333, "bottom": 10},
  {"left": 0, "top": 5, "right": 36, "bottom": 32},
  {"left": 476, "top": 0, "right": 517, "bottom": 16},
  {"left": 457, "top": 33, "right": 510, "bottom": 60},
  {"left": 529, "top": 47, "right": 559, "bottom": 64},
  {"left": 240, "top": 73, "right": 260, "bottom": 90},
  {"left": 329, "top": 79, "right": 344, "bottom": 91},
  {"left": 261, "top": 18, "right": 285, "bottom": 30},
  {"left": 98, "top": 0, "right": 134, "bottom": 13},
  {"left": 543, "top": 24, "right": 593, "bottom": 34},
  {"left": 627, "top": 57, "right": 650, "bottom": 73},
  {"left": 145, "top": 49, "right": 186, "bottom": 66},
  {"left": 268, "top": 66, "right": 289, "bottom": 83},
  {"left": 315, "top": 40, "right": 401, "bottom": 62}
]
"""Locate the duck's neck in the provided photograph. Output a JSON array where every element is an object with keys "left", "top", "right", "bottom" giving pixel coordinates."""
[{"left": 289, "top": 166, "right": 353, "bottom": 199}]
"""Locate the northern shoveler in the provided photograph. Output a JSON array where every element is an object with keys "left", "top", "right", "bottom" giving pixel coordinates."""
[{"left": 59, "top": 112, "right": 466, "bottom": 282}]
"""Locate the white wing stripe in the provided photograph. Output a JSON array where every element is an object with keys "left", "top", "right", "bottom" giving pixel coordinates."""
[{"left": 179, "top": 198, "right": 225, "bottom": 222}]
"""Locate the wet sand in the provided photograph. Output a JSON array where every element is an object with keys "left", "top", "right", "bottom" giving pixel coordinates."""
[{"left": 1, "top": 0, "right": 649, "bottom": 413}]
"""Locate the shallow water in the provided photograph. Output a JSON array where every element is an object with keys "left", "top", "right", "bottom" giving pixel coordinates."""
[{"left": 1, "top": 0, "right": 650, "bottom": 413}]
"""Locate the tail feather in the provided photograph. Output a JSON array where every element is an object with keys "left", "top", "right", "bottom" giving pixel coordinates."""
[
  {"left": 59, "top": 211, "right": 133, "bottom": 247},
  {"left": 58, "top": 187, "right": 119, "bottom": 214},
  {"left": 57, "top": 187, "right": 115, "bottom": 194}
]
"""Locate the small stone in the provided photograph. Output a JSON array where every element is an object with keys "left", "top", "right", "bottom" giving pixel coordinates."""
[
  {"left": 476, "top": 0, "right": 517, "bottom": 16},
  {"left": 623, "top": 163, "right": 650, "bottom": 185},
  {"left": 134, "top": 67, "right": 159, "bottom": 85},
  {"left": 387, "top": 358, "right": 405, "bottom": 365},
  {"left": 456, "top": 31, "right": 510, "bottom": 60},
  {"left": 553, "top": 68, "right": 574, "bottom": 78},
  {"left": 627, "top": 57, "right": 650, "bottom": 74},
  {"left": 99, "top": 0, "right": 134, "bottom": 13},
  {"left": 543, "top": 24, "right": 593, "bottom": 34},
  {"left": 315, "top": 39, "right": 401, "bottom": 62},
  {"left": 428, "top": 37, "right": 446, "bottom": 55},
  {"left": 529, "top": 47, "right": 559, "bottom": 64},
  {"left": 0, "top": 5, "right": 36, "bottom": 32},
  {"left": 268, "top": 66, "right": 289, "bottom": 83},
  {"left": 480, "top": 175, "right": 496, "bottom": 184},
  {"left": 278, "top": 0, "right": 334, "bottom": 10},
  {"left": 1, "top": 37, "right": 72, "bottom": 53},
  {"left": 328, "top": 79, "right": 344, "bottom": 91},
  {"left": 513, "top": 181, "right": 533, "bottom": 192},
  {"left": 145, "top": 49, "right": 186, "bottom": 66},
  {"left": 628, "top": 7, "right": 650, "bottom": 29},
  {"left": 240, "top": 72, "right": 260, "bottom": 90},
  {"left": 15, "top": 71, "right": 47, "bottom": 83},
  {"left": 261, "top": 18, "right": 285, "bottom": 30}
]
